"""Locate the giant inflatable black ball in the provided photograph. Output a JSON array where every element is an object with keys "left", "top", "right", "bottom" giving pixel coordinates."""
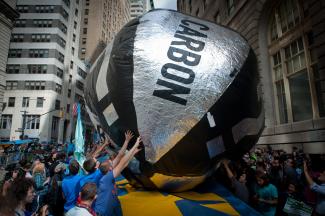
[{"left": 84, "top": 9, "right": 264, "bottom": 192}]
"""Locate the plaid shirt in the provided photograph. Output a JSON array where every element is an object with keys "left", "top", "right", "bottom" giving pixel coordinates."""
[{"left": 33, "top": 172, "right": 48, "bottom": 196}]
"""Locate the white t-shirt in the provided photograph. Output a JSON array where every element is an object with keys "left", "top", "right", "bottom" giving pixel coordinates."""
[{"left": 65, "top": 206, "right": 92, "bottom": 216}]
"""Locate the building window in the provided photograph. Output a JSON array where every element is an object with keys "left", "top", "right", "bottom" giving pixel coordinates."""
[
  {"left": 227, "top": 0, "right": 235, "bottom": 16},
  {"left": 35, "top": 5, "right": 55, "bottom": 13},
  {"left": 55, "top": 83, "right": 62, "bottom": 94},
  {"left": 84, "top": 18, "right": 88, "bottom": 25},
  {"left": 6, "top": 65, "right": 20, "bottom": 74},
  {"left": 72, "top": 47, "right": 75, "bottom": 55},
  {"left": 25, "top": 81, "right": 46, "bottom": 90},
  {"left": 73, "top": 34, "right": 76, "bottom": 42},
  {"left": 6, "top": 81, "right": 18, "bottom": 90},
  {"left": 66, "top": 104, "right": 70, "bottom": 112},
  {"left": 270, "top": 0, "right": 300, "bottom": 42},
  {"left": 55, "top": 100, "right": 60, "bottom": 110},
  {"left": 68, "top": 89, "right": 71, "bottom": 98},
  {"left": 59, "top": 22, "right": 67, "bottom": 34},
  {"left": 28, "top": 65, "right": 47, "bottom": 74},
  {"left": 25, "top": 115, "right": 40, "bottom": 129},
  {"left": 74, "top": 21, "right": 77, "bottom": 29},
  {"left": 33, "top": 19, "right": 53, "bottom": 27},
  {"left": 308, "top": 33, "right": 325, "bottom": 117},
  {"left": 76, "top": 80, "right": 84, "bottom": 91},
  {"left": 17, "top": 5, "right": 29, "bottom": 13},
  {"left": 75, "top": 9, "right": 78, "bottom": 16},
  {"left": 51, "top": 116, "right": 60, "bottom": 136},
  {"left": 8, "top": 49, "right": 22, "bottom": 58},
  {"left": 32, "top": 34, "right": 51, "bottom": 42},
  {"left": 268, "top": 0, "right": 320, "bottom": 124},
  {"left": 29, "top": 49, "right": 49, "bottom": 58},
  {"left": 83, "top": 28, "right": 87, "bottom": 34},
  {"left": 82, "top": 38, "right": 86, "bottom": 44},
  {"left": 0, "top": 115, "right": 12, "bottom": 129},
  {"left": 11, "top": 34, "right": 24, "bottom": 42},
  {"left": 69, "top": 75, "right": 72, "bottom": 83},
  {"left": 14, "top": 19, "right": 26, "bottom": 27},
  {"left": 8, "top": 97, "right": 15, "bottom": 107},
  {"left": 85, "top": 9, "right": 89, "bottom": 15},
  {"left": 58, "top": 36, "right": 66, "bottom": 48},
  {"left": 60, "top": 9, "right": 69, "bottom": 20},
  {"left": 58, "top": 52, "right": 65, "bottom": 63},
  {"left": 63, "top": 0, "right": 70, "bottom": 7},
  {"left": 22, "top": 97, "right": 30, "bottom": 107},
  {"left": 36, "top": 97, "right": 44, "bottom": 107},
  {"left": 57, "top": 67, "right": 63, "bottom": 78},
  {"left": 81, "top": 48, "right": 86, "bottom": 55},
  {"left": 78, "top": 67, "right": 87, "bottom": 79},
  {"left": 70, "top": 61, "right": 74, "bottom": 69}
]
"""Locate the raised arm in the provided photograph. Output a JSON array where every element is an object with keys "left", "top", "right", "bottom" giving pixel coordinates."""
[
  {"left": 91, "top": 138, "right": 110, "bottom": 159},
  {"left": 222, "top": 159, "right": 234, "bottom": 179},
  {"left": 112, "top": 130, "right": 134, "bottom": 168},
  {"left": 303, "top": 160, "right": 314, "bottom": 186},
  {"left": 113, "top": 136, "right": 141, "bottom": 178}
]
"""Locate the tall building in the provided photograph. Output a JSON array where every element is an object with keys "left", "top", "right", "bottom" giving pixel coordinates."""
[
  {"left": 79, "top": 0, "right": 130, "bottom": 63},
  {"left": 130, "top": 0, "right": 154, "bottom": 18},
  {"left": 130, "top": 0, "right": 145, "bottom": 18},
  {"left": 0, "top": 0, "right": 19, "bottom": 116},
  {"left": 177, "top": 0, "right": 325, "bottom": 153},
  {"left": 0, "top": 0, "right": 91, "bottom": 143}
]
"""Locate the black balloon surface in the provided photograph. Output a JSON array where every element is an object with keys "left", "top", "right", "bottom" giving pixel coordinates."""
[{"left": 84, "top": 9, "right": 264, "bottom": 192}]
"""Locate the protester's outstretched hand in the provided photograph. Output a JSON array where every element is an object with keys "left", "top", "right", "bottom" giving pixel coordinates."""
[
  {"left": 124, "top": 130, "right": 134, "bottom": 143},
  {"left": 221, "top": 159, "right": 230, "bottom": 166},
  {"left": 133, "top": 136, "right": 142, "bottom": 154},
  {"left": 303, "top": 160, "right": 306, "bottom": 169}
]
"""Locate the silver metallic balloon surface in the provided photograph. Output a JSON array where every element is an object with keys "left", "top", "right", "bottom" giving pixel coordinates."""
[
  {"left": 132, "top": 10, "right": 250, "bottom": 163},
  {"left": 85, "top": 9, "right": 263, "bottom": 191}
]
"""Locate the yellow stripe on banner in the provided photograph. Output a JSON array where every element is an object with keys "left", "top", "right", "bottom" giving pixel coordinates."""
[
  {"left": 172, "top": 191, "right": 226, "bottom": 202},
  {"left": 119, "top": 190, "right": 183, "bottom": 216},
  {"left": 173, "top": 191, "right": 240, "bottom": 215},
  {"left": 117, "top": 179, "right": 240, "bottom": 216}
]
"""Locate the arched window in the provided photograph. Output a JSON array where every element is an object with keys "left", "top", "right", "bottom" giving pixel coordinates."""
[{"left": 268, "top": 0, "right": 324, "bottom": 124}]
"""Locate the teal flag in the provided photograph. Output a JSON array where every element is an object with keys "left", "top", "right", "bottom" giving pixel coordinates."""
[{"left": 74, "top": 103, "right": 85, "bottom": 165}]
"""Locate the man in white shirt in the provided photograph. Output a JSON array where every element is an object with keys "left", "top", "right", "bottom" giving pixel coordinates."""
[{"left": 66, "top": 182, "right": 97, "bottom": 216}]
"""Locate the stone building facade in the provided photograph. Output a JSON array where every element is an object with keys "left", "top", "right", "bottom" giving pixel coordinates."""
[
  {"left": 0, "top": 0, "right": 18, "bottom": 116},
  {"left": 177, "top": 0, "right": 325, "bottom": 153},
  {"left": 0, "top": 0, "right": 91, "bottom": 143},
  {"left": 79, "top": 0, "right": 130, "bottom": 63}
]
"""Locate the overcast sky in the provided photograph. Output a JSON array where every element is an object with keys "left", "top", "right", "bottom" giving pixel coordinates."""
[{"left": 153, "top": 0, "right": 177, "bottom": 10}]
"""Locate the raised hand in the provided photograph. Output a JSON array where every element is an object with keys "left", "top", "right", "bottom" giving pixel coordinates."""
[
  {"left": 131, "top": 136, "right": 142, "bottom": 155},
  {"left": 134, "top": 136, "right": 142, "bottom": 146},
  {"left": 124, "top": 130, "right": 134, "bottom": 142},
  {"left": 103, "top": 134, "right": 111, "bottom": 146}
]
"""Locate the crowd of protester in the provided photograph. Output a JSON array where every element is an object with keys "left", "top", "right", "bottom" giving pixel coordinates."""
[
  {"left": 0, "top": 133, "right": 324, "bottom": 216},
  {"left": 0, "top": 131, "right": 141, "bottom": 216},
  {"left": 216, "top": 147, "right": 325, "bottom": 216}
]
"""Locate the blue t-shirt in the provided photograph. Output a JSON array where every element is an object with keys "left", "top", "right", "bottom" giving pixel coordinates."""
[
  {"left": 94, "top": 171, "right": 121, "bottom": 216},
  {"left": 256, "top": 183, "right": 278, "bottom": 216},
  {"left": 79, "top": 169, "right": 103, "bottom": 189},
  {"left": 62, "top": 174, "right": 84, "bottom": 212}
]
